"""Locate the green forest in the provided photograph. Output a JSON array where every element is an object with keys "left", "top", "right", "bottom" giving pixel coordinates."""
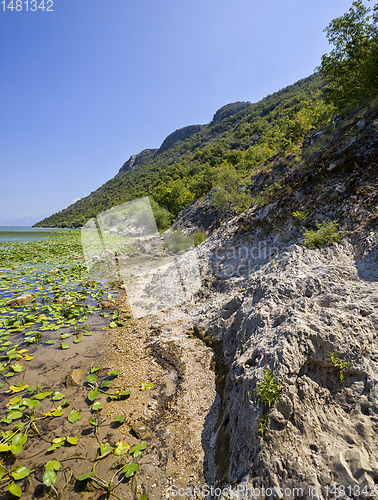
[{"left": 35, "top": 1, "right": 378, "bottom": 230}]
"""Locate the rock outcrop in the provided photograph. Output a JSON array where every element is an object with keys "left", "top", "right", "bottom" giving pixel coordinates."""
[
  {"left": 184, "top": 106, "right": 378, "bottom": 495},
  {"left": 212, "top": 101, "right": 251, "bottom": 123},
  {"left": 9, "top": 294, "right": 35, "bottom": 308},
  {"left": 158, "top": 124, "right": 203, "bottom": 153}
]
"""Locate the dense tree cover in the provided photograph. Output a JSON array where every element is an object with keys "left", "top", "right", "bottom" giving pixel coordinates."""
[
  {"left": 319, "top": 1, "right": 378, "bottom": 110},
  {"left": 36, "top": 74, "right": 333, "bottom": 230}
]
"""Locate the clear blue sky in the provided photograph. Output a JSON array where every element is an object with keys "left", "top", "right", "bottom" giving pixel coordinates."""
[{"left": 0, "top": 0, "right": 367, "bottom": 224}]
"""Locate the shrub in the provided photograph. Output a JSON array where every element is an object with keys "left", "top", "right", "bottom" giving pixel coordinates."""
[
  {"left": 303, "top": 220, "right": 344, "bottom": 248},
  {"left": 164, "top": 230, "right": 193, "bottom": 254},
  {"left": 193, "top": 230, "right": 206, "bottom": 247}
]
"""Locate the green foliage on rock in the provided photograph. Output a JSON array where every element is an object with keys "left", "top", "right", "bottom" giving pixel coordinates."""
[{"left": 303, "top": 221, "right": 345, "bottom": 248}]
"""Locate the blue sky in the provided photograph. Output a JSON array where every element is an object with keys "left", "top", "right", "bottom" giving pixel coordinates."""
[{"left": 0, "top": 0, "right": 367, "bottom": 224}]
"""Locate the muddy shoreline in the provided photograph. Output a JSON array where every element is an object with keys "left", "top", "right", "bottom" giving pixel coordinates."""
[{"left": 95, "top": 288, "right": 220, "bottom": 498}]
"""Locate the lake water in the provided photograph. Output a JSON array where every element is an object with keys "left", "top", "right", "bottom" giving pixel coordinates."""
[{"left": 0, "top": 226, "right": 78, "bottom": 242}]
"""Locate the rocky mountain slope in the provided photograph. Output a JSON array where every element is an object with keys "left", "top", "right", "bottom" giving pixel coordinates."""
[
  {"left": 35, "top": 74, "right": 325, "bottom": 228},
  {"left": 182, "top": 104, "right": 378, "bottom": 495}
]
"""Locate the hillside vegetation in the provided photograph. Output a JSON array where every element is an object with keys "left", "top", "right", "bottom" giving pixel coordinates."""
[
  {"left": 35, "top": 74, "right": 331, "bottom": 228},
  {"left": 36, "top": 0, "right": 378, "bottom": 232}
]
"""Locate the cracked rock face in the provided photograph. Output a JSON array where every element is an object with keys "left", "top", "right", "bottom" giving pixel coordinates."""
[{"left": 199, "top": 240, "right": 378, "bottom": 495}]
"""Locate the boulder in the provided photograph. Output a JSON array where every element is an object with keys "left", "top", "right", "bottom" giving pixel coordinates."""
[
  {"left": 98, "top": 300, "right": 114, "bottom": 310},
  {"left": 65, "top": 368, "right": 86, "bottom": 388},
  {"left": 9, "top": 294, "right": 35, "bottom": 308}
]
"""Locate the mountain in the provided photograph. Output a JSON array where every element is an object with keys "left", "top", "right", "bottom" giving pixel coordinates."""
[{"left": 35, "top": 73, "right": 328, "bottom": 228}]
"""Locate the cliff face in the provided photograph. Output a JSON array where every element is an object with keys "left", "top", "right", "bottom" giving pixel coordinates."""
[{"left": 186, "top": 106, "right": 378, "bottom": 492}]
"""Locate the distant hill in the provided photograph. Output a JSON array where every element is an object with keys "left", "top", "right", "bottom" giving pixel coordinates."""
[{"left": 35, "top": 74, "right": 328, "bottom": 229}]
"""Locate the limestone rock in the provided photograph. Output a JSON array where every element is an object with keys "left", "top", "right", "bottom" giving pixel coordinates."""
[
  {"left": 131, "top": 420, "right": 155, "bottom": 441},
  {"left": 98, "top": 300, "right": 114, "bottom": 310},
  {"left": 65, "top": 368, "right": 86, "bottom": 388},
  {"left": 9, "top": 294, "right": 35, "bottom": 308}
]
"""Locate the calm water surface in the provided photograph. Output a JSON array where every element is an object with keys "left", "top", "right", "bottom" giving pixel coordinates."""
[{"left": 0, "top": 226, "right": 78, "bottom": 242}]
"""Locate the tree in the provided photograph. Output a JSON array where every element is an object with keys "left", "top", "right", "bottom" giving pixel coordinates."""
[{"left": 318, "top": 1, "right": 378, "bottom": 110}]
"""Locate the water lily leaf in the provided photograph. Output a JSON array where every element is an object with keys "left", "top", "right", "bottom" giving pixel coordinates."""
[
  {"left": 73, "top": 338, "right": 82, "bottom": 343},
  {"left": 46, "top": 460, "right": 60, "bottom": 471},
  {"left": 114, "top": 441, "right": 130, "bottom": 456},
  {"left": 0, "top": 443, "right": 11, "bottom": 452},
  {"left": 43, "top": 468, "right": 57, "bottom": 486},
  {"left": 100, "top": 442, "right": 113, "bottom": 455},
  {"left": 114, "top": 415, "right": 127, "bottom": 422},
  {"left": 140, "top": 382, "right": 154, "bottom": 391},
  {"left": 86, "top": 374, "right": 98, "bottom": 383},
  {"left": 88, "top": 417, "right": 97, "bottom": 426},
  {"left": 66, "top": 436, "right": 78, "bottom": 445},
  {"left": 68, "top": 409, "right": 82, "bottom": 423},
  {"left": 50, "top": 408, "right": 64, "bottom": 417},
  {"left": 107, "top": 369, "right": 120, "bottom": 377},
  {"left": 7, "top": 410, "right": 23, "bottom": 421},
  {"left": 92, "top": 401, "right": 103, "bottom": 411},
  {"left": 4, "top": 372, "right": 15, "bottom": 377},
  {"left": 45, "top": 340, "right": 56, "bottom": 345},
  {"left": 6, "top": 396, "right": 22, "bottom": 407},
  {"left": 78, "top": 471, "right": 94, "bottom": 481},
  {"left": 20, "top": 398, "right": 39, "bottom": 409},
  {"left": 88, "top": 387, "right": 99, "bottom": 401},
  {"left": 52, "top": 436, "right": 66, "bottom": 444},
  {"left": 60, "top": 333, "right": 71, "bottom": 339},
  {"left": 48, "top": 443, "right": 63, "bottom": 452},
  {"left": 100, "top": 380, "right": 112, "bottom": 389},
  {"left": 52, "top": 392, "right": 65, "bottom": 401},
  {"left": 122, "top": 462, "right": 139, "bottom": 477},
  {"left": 11, "top": 363, "right": 22, "bottom": 373},
  {"left": 129, "top": 441, "right": 147, "bottom": 457},
  {"left": 11, "top": 466, "right": 31, "bottom": 480},
  {"left": 109, "top": 322, "right": 117, "bottom": 328},
  {"left": 83, "top": 332, "right": 93, "bottom": 336},
  {"left": 91, "top": 366, "right": 101, "bottom": 373},
  {"left": 8, "top": 480, "right": 22, "bottom": 497},
  {"left": 59, "top": 343, "right": 70, "bottom": 350},
  {"left": 23, "top": 355, "right": 34, "bottom": 360},
  {"left": 34, "top": 391, "right": 52, "bottom": 400},
  {"left": 10, "top": 433, "right": 27, "bottom": 454}
]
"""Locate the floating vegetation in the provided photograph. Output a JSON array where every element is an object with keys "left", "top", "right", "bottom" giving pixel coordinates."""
[
  {"left": 0, "top": 231, "right": 153, "bottom": 497},
  {"left": 0, "top": 232, "right": 112, "bottom": 355},
  {"left": 0, "top": 366, "right": 152, "bottom": 498}
]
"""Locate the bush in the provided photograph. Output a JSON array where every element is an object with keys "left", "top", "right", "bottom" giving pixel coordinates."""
[
  {"left": 164, "top": 230, "right": 193, "bottom": 254},
  {"left": 193, "top": 230, "right": 206, "bottom": 247},
  {"left": 150, "top": 198, "right": 174, "bottom": 231},
  {"left": 303, "top": 220, "right": 344, "bottom": 248}
]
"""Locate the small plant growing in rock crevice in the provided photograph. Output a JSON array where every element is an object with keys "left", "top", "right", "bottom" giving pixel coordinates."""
[
  {"left": 255, "top": 367, "right": 282, "bottom": 408},
  {"left": 254, "top": 350, "right": 281, "bottom": 435},
  {"left": 292, "top": 210, "right": 309, "bottom": 224},
  {"left": 326, "top": 352, "right": 351, "bottom": 383},
  {"left": 303, "top": 220, "right": 345, "bottom": 248}
]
